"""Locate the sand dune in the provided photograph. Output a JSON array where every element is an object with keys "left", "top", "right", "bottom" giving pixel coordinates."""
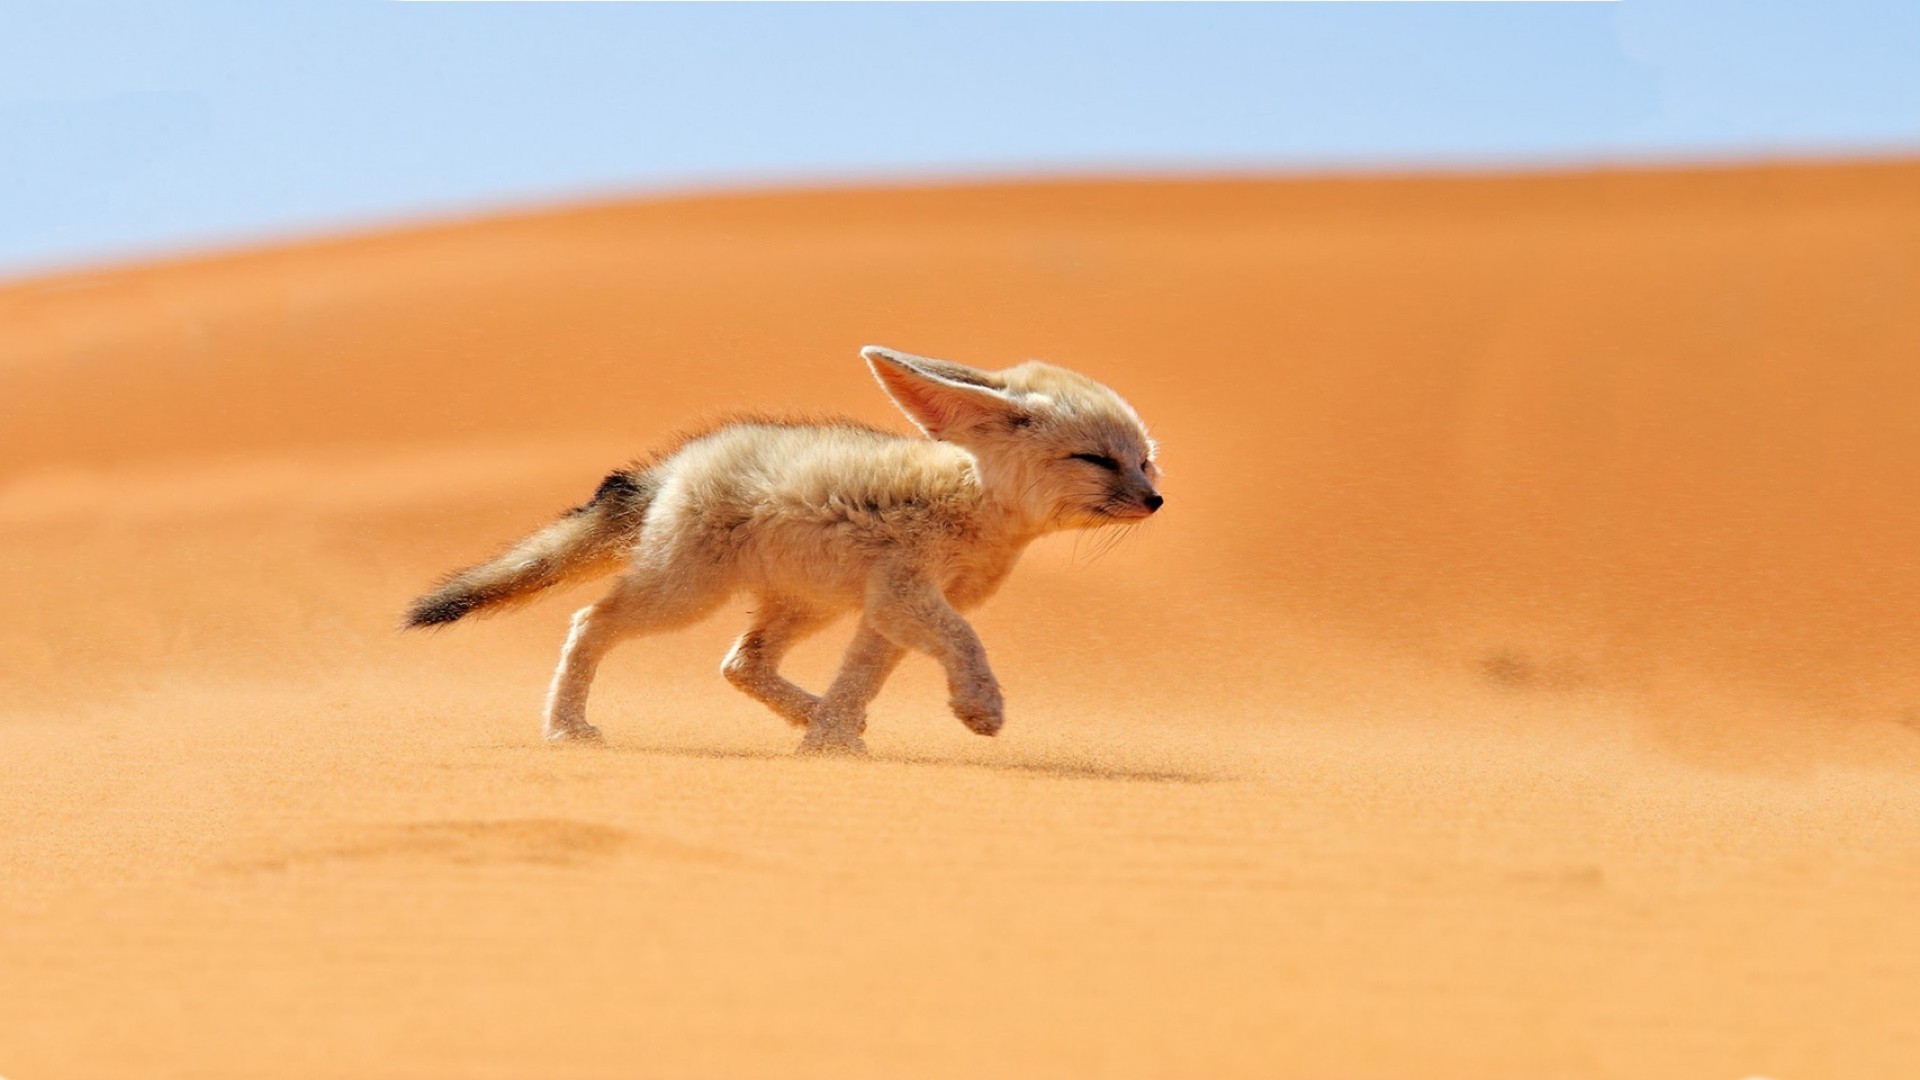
[{"left": 3, "top": 160, "right": 1919, "bottom": 1078}]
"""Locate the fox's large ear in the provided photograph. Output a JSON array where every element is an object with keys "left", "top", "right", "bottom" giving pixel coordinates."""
[{"left": 862, "top": 345, "right": 1019, "bottom": 438}]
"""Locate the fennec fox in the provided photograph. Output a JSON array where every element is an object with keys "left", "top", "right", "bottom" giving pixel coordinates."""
[{"left": 405, "top": 345, "right": 1163, "bottom": 755}]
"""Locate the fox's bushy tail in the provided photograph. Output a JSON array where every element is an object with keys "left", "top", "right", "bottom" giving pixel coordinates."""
[{"left": 404, "top": 469, "right": 655, "bottom": 628}]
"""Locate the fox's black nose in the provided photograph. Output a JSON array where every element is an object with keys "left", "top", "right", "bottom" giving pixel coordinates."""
[{"left": 1144, "top": 493, "right": 1164, "bottom": 512}]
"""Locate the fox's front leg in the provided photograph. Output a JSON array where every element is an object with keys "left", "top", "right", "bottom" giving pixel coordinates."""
[
  {"left": 863, "top": 567, "right": 1005, "bottom": 737},
  {"left": 800, "top": 623, "right": 906, "bottom": 755}
]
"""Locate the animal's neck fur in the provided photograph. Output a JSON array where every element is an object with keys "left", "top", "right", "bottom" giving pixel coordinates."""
[{"left": 959, "top": 448, "right": 1055, "bottom": 545}]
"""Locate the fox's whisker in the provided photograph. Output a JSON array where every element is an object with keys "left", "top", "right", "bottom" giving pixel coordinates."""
[{"left": 1087, "top": 522, "right": 1134, "bottom": 564}]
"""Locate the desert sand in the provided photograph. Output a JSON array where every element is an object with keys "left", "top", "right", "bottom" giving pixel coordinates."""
[{"left": 3, "top": 159, "right": 1919, "bottom": 1078}]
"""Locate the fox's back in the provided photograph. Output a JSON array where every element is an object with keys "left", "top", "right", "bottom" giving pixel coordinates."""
[
  {"left": 673, "top": 421, "right": 971, "bottom": 508},
  {"left": 643, "top": 420, "right": 984, "bottom": 592}
]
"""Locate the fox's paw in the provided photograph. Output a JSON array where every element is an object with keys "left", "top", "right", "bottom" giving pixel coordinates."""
[
  {"left": 797, "top": 728, "right": 868, "bottom": 757},
  {"left": 543, "top": 723, "right": 605, "bottom": 746},
  {"left": 951, "top": 687, "right": 1005, "bottom": 737}
]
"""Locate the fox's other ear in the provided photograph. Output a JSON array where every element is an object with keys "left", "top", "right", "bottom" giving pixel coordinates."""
[{"left": 862, "top": 345, "right": 1018, "bottom": 438}]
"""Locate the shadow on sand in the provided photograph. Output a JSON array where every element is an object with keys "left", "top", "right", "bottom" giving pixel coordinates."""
[{"left": 604, "top": 741, "right": 1231, "bottom": 785}]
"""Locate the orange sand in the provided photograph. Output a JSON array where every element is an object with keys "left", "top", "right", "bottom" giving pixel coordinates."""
[{"left": 3, "top": 160, "right": 1919, "bottom": 1078}]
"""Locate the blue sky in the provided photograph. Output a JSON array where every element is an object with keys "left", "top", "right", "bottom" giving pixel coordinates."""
[{"left": 3, "top": 0, "right": 1916, "bottom": 277}]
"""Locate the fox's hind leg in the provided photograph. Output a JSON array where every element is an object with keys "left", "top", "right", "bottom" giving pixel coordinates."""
[
  {"left": 721, "top": 599, "right": 834, "bottom": 728},
  {"left": 543, "top": 563, "right": 727, "bottom": 743}
]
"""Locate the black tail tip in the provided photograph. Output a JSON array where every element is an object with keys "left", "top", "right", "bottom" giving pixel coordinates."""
[{"left": 404, "top": 593, "right": 475, "bottom": 629}]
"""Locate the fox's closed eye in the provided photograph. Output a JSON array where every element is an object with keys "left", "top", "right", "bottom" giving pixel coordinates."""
[{"left": 1070, "top": 452, "right": 1121, "bottom": 471}]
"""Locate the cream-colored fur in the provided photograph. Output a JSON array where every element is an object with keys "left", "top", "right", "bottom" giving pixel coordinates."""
[{"left": 407, "top": 345, "right": 1162, "bottom": 755}]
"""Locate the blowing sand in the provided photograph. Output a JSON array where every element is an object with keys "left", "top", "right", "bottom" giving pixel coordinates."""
[{"left": 3, "top": 160, "right": 1919, "bottom": 1078}]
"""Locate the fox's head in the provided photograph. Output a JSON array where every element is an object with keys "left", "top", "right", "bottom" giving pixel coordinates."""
[{"left": 863, "top": 345, "right": 1162, "bottom": 532}]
